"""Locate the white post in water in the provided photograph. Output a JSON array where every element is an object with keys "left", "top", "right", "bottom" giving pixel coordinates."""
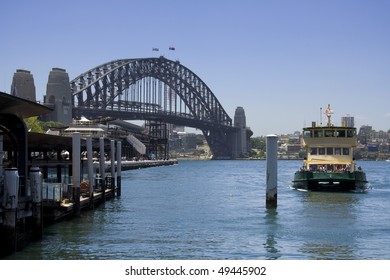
[{"left": 266, "top": 134, "right": 278, "bottom": 209}]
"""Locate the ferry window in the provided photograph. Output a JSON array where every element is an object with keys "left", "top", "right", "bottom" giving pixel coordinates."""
[
  {"left": 314, "top": 130, "right": 324, "bottom": 138},
  {"left": 337, "top": 130, "right": 346, "bottom": 137},
  {"left": 327, "top": 148, "right": 334, "bottom": 155},
  {"left": 319, "top": 148, "right": 325, "bottom": 155},
  {"left": 310, "top": 148, "right": 317, "bottom": 155},
  {"left": 347, "top": 130, "right": 355, "bottom": 137},
  {"left": 303, "top": 130, "right": 311, "bottom": 138},
  {"left": 343, "top": 148, "right": 350, "bottom": 155},
  {"left": 335, "top": 148, "right": 341, "bottom": 155},
  {"left": 325, "top": 130, "right": 334, "bottom": 137}
]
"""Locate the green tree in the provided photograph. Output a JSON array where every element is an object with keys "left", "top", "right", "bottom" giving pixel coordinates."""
[
  {"left": 250, "top": 137, "right": 266, "bottom": 159},
  {"left": 24, "top": 117, "right": 44, "bottom": 133},
  {"left": 24, "top": 118, "right": 67, "bottom": 134},
  {"left": 41, "top": 121, "right": 67, "bottom": 131},
  {"left": 251, "top": 137, "right": 266, "bottom": 150}
]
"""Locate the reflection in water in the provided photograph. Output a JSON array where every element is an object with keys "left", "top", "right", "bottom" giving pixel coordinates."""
[
  {"left": 298, "top": 191, "right": 361, "bottom": 259},
  {"left": 263, "top": 209, "right": 282, "bottom": 260},
  {"left": 300, "top": 242, "right": 355, "bottom": 260}
]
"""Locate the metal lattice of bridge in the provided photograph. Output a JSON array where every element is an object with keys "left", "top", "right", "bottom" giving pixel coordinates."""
[{"left": 70, "top": 56, "right": 239, "bottom": 159}]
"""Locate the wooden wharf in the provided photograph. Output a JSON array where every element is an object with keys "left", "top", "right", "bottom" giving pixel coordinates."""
[{"left": 0, "top": 91, "right": 177, "bottom": 257}]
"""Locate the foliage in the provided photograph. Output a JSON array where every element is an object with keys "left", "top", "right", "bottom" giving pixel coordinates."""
[
  {"left": 40, "top": 121, "right": 67, "bottom": 131},
  {"left": 250, "top": 137, "right": 267, "bottom": 158},
  {"left": 24, "top": 117, "right": 44, "bottom": 133},
  {"left": 24, "top": 117, "right": 66, "bottom": 133},
  {"left": 251, "top": 136, "right": 266, "bottom": 151}
]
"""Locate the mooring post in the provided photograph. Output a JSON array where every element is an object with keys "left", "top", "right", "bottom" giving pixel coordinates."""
[
  {"left": 117, "top": 141, "right": 122, "bottom": 197},
  {"left": 2, "top": 168, "right": 19, "bottom": 255},
  {"left": 99, "top": 137, "right": 106, "bottom": 201},
  {"left": 110, "top": 139, "right": 115, "bottom": 196},
  {"left": 72, "top": 132, "right": 81, "bottom": 216},
  {"left": 266, "top": 134, "right": 278, "bottom": 209},
  {"left": 30, "top": 166, "right": 42, "bottom": 240},
  {"left": 86, "top": 136, "right": 94, "bottom": 209}
]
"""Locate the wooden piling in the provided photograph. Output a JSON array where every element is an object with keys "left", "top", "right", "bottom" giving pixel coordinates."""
[
  {"left": 72, "top": 133, "right": 81, "bottom": 216},
  {"left": 266, "top": 134, "right": 278, "bottom": 209},
  {"left": 2, "top": 168, "right": 19, "bottom": 255},
  {"left": 110, "top": 140, "right": 115, "bottom": 196},
  {"left": 86, "top": 136, "right": 94, "bottom": 209},
  {"left": 117, "top": 141, "right": 122, "bottom": 197},
  {"left": 30, "top": 166, "right": 43, "bottom": 239},
  {"left": 99, "top": 137, "right": 106, "bottom": 201}
]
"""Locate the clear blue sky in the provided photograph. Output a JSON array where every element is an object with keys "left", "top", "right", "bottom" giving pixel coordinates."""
[{"left": 1, "top": 0, "right": 389, "bottom": 136}]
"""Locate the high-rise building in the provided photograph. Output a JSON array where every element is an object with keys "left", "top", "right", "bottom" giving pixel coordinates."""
[
  {"left": 342, "top": 115, "right": 355, "bottom": 127},
  {"left": 43, "top": 68, "right": 72, "bottom": 125},
  {"left": 11, "top": 69, "right": 36, "bottom": 101}
]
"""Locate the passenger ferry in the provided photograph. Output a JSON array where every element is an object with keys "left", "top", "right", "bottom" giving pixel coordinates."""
[{"left": 292, "top": 105, "right": 368, "bottom": 192}]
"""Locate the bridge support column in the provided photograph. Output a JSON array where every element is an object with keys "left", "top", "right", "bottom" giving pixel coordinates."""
[{"left": 204, "top": 129, "right": 235, "bottom": 159}]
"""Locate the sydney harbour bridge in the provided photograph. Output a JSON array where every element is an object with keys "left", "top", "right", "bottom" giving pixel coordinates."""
[{"left": 69, "top": 56, "right": 251, "bottom": 159}]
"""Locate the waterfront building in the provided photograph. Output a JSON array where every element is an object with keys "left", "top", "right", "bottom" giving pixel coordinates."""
[
  {"left": 62, "top": 117, "right": 106, "bottom": 138},
  {"left": 10, "top": 69, "right": 36, "bottom": 102}
]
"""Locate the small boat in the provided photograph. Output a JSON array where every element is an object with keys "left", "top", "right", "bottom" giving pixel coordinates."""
[{"left": 292, "top": 104, "right": 368, "bottom": 192}]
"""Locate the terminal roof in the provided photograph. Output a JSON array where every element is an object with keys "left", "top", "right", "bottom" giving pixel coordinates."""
[{"left": 0, "top": 91, "right": 52, "bottom": 119}]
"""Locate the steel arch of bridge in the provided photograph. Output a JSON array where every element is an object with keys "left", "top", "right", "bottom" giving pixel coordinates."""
[{"left": 70, "top": 56, "right": 237, "bottom": 158}]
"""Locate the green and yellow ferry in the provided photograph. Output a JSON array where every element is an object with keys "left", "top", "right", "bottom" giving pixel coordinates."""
[{"left": 292, "top": 105, "right": 368, "bottom": 192}]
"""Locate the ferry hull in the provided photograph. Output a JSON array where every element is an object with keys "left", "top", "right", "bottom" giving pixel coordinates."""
[{"left": 292, "top": 171, "right": 368, "bottom": 192}]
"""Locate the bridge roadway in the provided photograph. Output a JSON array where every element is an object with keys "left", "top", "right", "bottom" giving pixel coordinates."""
[
  {"left": 71, "top": 56, "right": 248, "bottom": 159},
  {"left": 75, "top": 106, "right": 238, "bottom": 132}
]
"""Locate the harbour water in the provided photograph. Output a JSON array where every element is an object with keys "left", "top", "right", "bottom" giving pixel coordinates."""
[{"left": 5, "top": 160, "right": 390, "bottom": 260}]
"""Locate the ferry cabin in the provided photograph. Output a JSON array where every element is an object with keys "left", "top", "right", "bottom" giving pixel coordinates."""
[{"left": 302, "top": 125, "right": 357, "bottom": 172}]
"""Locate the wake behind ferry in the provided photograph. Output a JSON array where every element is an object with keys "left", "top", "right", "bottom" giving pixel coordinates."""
[{"left": 292, "top": 105, "right": 368, "bottom": 192}]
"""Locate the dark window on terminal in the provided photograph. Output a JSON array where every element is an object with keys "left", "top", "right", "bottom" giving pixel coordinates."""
[
  {"left": 319, "top": 148, "right": 325, "bottom": 155},
  {"left": 347, "top": 130, "right": 355, "bottom": 137},
  {"left": 310, "top": 148, "right": 317, "bottom": 155},
  {"left": 343, "top": 148, "right": 350, "bottom": 155},
  {"left": 335, "top": 148, "right": 341, "bottom": 155},
  {"left": 327, "top": 148, "right": 334, "bottom": 155}
]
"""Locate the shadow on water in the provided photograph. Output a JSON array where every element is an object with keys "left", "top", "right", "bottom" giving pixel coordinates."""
[{"left": 263, "top": 208, "right": 282, "bottom": 260}]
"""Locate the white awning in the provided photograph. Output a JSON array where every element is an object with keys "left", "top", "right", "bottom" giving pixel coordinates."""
[{"left": 126, "top": 134, "right": 146, "bottom": 155}]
